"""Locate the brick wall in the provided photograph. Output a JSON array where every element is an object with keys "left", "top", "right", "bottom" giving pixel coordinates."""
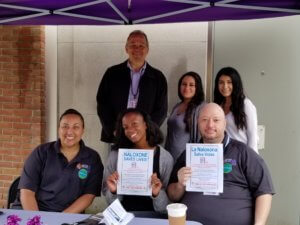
[{"left": 0, "top": 26, "right": 45, "bottom": 208}]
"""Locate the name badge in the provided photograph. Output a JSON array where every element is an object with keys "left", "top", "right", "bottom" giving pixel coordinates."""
[
  {"left": 203, "top": 192, "right": 220, "bottom": 196},
  {"left": 127, "top": 99, "right": 137, "bottom": 108}
]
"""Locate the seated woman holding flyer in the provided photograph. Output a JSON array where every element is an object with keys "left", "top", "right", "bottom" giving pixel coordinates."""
[{"left": 102, "top": 108, "right": 174, "bottom": 213}]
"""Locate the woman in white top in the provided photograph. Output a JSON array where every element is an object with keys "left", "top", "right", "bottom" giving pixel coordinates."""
[
  {"left": 214, "top": 67, "right": 258, "bottom": 153},
  {"left": 165, "top": 71, "right": 205, "bottom": 161}
]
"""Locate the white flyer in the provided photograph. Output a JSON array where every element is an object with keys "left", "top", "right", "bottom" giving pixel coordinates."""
[
  {"left": 103, "top": 199, "right": 134, "bottom": 225},
  {"left": 186, "top": 143, "right": 223, "bottom": 193},
  {"left": 117, "top": 148, "right": 154, "bottom": 196}
]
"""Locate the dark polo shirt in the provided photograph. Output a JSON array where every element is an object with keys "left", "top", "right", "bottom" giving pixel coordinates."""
[
  {"left": 169, "top": 134, "right": 275, "bottom": 225},
  {"left": 17, "top": 139, "right": 103, "bottom": 212}
]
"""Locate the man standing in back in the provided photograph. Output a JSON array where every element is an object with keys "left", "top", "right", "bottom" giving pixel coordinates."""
[{"left": 96, "top": 30, "right": 168, "bottom": 146}]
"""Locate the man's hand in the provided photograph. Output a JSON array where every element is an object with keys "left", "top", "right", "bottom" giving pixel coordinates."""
[
  {"left": 167, "top": 167, "right": 191, "bottom": 202},
  {"left": 177, "top": 167, "right": 192, "bottom": 186},
  {"left": 106, "top": 171, "right": 119, "bottom": 194},
  {"left": 151, "top": 173, "right": 162, "bottom": 197}
]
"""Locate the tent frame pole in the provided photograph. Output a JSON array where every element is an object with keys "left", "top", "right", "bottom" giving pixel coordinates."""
[{"left": 206, "top": 21, "right": 214, "bottom": 102}]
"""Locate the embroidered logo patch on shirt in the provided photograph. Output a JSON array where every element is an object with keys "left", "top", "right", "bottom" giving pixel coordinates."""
[
  {"left": 224, "top": 163, "right": 232, "bottom": 173},
  {"left": 78, "top": 168, "right": 88, "bottom": 179},
  {"left": 224, "top": 159, "right": 236, "bottom": 173},
  {"left": 76, "top": 163, "right": 90, "bottom": 179},
  {"left": 224, "top": 158, "right": 237, "bottom": 166}
]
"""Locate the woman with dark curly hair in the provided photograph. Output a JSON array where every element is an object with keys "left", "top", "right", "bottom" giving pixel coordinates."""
[
  {"left": 165, "top": 71, "right": 205, "bottom": 161},
  {"left": 214, "top": 67, "right": 258, "bottom": 153},
  {"left": 102, "top": 108, "right": 173, "bottom": 213}
]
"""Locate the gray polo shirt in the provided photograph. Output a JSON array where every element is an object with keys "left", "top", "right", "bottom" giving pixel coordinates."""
[
  {"left": 18, "top": 139, "right": 103, "bottom": 212},
  {"left": 168, "top": 134, "right": 275, "bottom": 225}
]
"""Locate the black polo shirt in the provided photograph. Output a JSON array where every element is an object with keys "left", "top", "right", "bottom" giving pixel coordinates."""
[
  {"left": 18, "top": 139, "right": 103, "bottom": 212},
  {"left": 169, "top": 134, "right": 275, "bottom": 225}
]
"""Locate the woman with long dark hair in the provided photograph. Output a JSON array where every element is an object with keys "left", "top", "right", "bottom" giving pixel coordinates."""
[
  {"left": 214, "top": 67, "right": 258, "bottom": 153},
  {"left": 102, "top": 108, "right": 173, "bottom": 213},
  {"left": 165, "top": 71, "right": 205, "bottom": 161}
]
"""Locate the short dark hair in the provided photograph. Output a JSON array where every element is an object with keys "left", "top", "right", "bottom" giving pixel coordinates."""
[
  {"left": 178, "top": 71, "right": 205, "bottom": 132},
  {"left": 59, "top": 108, "right": 85, "bottom": 128},
  {"left": 126, "top": 30, "right": 149, "bottom": 47},
  {"left": 113, "top": 108, "right": 163, "bottom": 150}
]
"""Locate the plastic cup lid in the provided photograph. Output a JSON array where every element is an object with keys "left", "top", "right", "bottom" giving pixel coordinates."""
[{"left": 166, "top": 203, "right": 187, "bottom": 217}]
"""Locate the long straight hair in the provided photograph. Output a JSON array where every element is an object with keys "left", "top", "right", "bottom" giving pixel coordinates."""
[
  {"left": 214, "top": 67, "right": 247, "bottom": 130},
  {"left": 178, "top": 72, "right": 205, "bottom": 132}
]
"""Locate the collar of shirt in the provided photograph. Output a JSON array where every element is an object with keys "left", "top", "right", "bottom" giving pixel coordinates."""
[
  {"left": 127, "top": 60, "right": 147, "bottom": 77},
  {"left": 55, "top": 139, "right": 90, "bottom": 162},
  {"left": 200, "top": 132, "right": 230, "bottom": 149}
]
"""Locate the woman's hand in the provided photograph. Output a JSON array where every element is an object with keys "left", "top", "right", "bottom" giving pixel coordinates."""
[
  {"left": 151, "top": 173, "right": 162, "bottom": 197},
  {"left": 177, "top": 167, "right": 192, "bottom": 186},
  {"left": 106, "top": 171, "right": 119, "bottom": 194}
]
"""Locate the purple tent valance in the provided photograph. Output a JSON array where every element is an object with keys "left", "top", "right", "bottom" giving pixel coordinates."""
[{"left": 0, "top": 0, "right": 300, "bottom": 25}]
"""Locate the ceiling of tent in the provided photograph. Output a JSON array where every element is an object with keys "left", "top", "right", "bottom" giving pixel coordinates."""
[{"left": 0, "top": 0, "right": 300, "bottom": 25}]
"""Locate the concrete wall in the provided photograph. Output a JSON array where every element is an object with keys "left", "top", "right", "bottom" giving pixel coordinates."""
[
  {"left": 213, "top": 15, "right": 300, "bottom": 225},
  {"left": 45, "top": 26, "right": 57, "bottom": 142},
  {"left": 56, "top": 23, "right": 208, "bottom": 212}
]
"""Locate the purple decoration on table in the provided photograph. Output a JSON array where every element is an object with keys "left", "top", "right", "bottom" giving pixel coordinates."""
[
  {"left": 6, "top": 215, "right": 22, "bottom": 225},
  {"left": 27, "top": 215, "right": 43, "bottom": 225}
]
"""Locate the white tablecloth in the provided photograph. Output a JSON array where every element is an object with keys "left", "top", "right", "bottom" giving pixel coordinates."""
[{"left": 0, "top": 209, "right": 202, "bottom": 225}]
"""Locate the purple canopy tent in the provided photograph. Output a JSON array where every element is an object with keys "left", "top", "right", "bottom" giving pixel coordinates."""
[{"left": 0, "top": 0, "right": 300, "bottom": 25}]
